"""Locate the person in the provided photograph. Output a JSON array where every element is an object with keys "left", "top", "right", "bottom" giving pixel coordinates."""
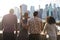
[
  {"left": 43, "top": 16, "right": 58, "bottom": 40},
  {"left": 18, "top": 12, "right": 29, "bottom": 40},
  {"left": 28, "top": 11, "right": 42, "bottom": 40},
  {"left": 2, "top": 9, "right": 17, "bottom": 40}
]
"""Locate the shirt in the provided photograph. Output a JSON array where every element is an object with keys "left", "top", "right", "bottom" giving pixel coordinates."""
[
  {"left": 44, "top": 23, "right": 58, "bottom": 37},
  {"left": 28, "top": 17, "right": 42, "bottom": 34},
  {"left": 2, "top": 14, "right": 17, "bottom": 32}
]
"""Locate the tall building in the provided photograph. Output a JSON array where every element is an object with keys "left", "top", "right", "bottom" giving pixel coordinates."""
[
  {"left": 30, "top": 6, "right": 35, "bottom": 18},
  {"left": 53, "top": 4, "right": 58, "bottom": 20},
  {"left": 21, "top": 4, "right": 27, "bottom": 15},
  {"left": 48, "top": 3, "right": 53, "bottom": 16},
  {"left": 14, "top": 7, "right": 20, "bottom": 23},
  {"left": 14, "top": 7, "right": 20, "bottom": 19},
  {"left": 38, "top": 9, "right": 43, "bottom": 19},
  {"left": 27, "top": 10, "right": 30, "bottom": 17},
  {"left": 57, "top": 7, "right": 60, "bottom": 20},
  {"left": 42, "top": 4, "right": 48, "bottom": 19}
]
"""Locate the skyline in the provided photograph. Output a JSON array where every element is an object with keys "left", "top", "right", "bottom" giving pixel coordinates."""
[{"left": 0, "top": 0, "right": 60, "bottom": 17}]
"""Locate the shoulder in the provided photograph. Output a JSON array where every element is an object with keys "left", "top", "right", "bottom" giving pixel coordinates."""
[
  {"left": 12, "top": 15, "right": 17, "bottom": 18},
  {"left": 44, "top": 23, "right": 49, "bottom": 27},
  {"left": 3, "top": 14, "right": 9, "bottom": 18},
  {"left": 37, "top": 17, "right": 42, "bottom": 22},
  {"left": 45, "top": 23, "right": 48, "bottom": 25},
  {"left": 28, "top": 18, "right": 34, "bottom": 21},
  {"left": 13, "top": 14, "right": 17, "bottom": 17},
  {"left": 28, "top": 18, "right": 34, "bottom": 23},
  {"left": 51, "top": 24, "right": 56, "bottom": 27}
]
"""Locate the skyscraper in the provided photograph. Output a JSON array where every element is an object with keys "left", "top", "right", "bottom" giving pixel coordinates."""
[
  {"left": 38, "top": 9, "right": 43, "bottom": 19},
  {"left": 21, "top": 4, "right": 27, "bottom": 15},
  {"left": 14, "top": 7, "right": 20, "bottom": 19},
  {"left": 42, "top": 4, "right": 48, "bottom": 19},
  {"left": 53, "top": 4, "right": 58, "bottom": 20},
  {"left": 27, "top": 10, "right": 30, "bottom": 17},
  {"left": 14, "top": 7, "right": 20, "bottom": 23},
  {"left": 30, "top": 6, "right": 35, "bottom": 18},
  {"left": 57, "top": 7, "right": 60, "bottom": 20},
  {"left": 48, "top": 3, "right": 53, "bottom": 16}
]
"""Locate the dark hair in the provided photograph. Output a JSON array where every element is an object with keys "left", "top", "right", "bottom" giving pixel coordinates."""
[
  {"left": 24, "top": 12, "right": 28, "bottom": 16},
  {"left": 33, "top": 11, "right": 38, "bottom": 16},
  {"left": 46, "top": 16, "right": 56, "bottom": 24}
]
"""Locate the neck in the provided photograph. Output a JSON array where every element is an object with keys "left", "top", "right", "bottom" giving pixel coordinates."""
[{"left": 10, "top": 13, "right": 13, "bottom": 15}]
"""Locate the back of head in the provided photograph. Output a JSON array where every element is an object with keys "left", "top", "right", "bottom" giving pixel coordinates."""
[
  {"left": 24, "top": 12, "right": 29, "bottom": 19},
  {"left": 33, "top": 11, "right": 38, "bottom": 17},
  {"left": 9, "top": 9, "right": 14, "bottom": 14},
  {"left": 24, "top": 12, "right": 28, "bottom": 16},
  {"left": 46, "top": 16, "right": 56, "bottom": 24}
]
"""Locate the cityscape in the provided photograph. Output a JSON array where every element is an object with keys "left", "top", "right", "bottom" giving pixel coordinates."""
[
  {"left": 14, "top": 3, "right": 60, "bottom": 23},
  {"left": 0, "top": 0, "right": 60, "bottom": 40}
]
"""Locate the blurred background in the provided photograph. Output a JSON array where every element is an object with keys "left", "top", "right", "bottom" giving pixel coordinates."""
[
  {"left": 0, "top": 0, "right": 60, "bottom": 40},
  {"left": 0, "top": 0, "right": 60, "bottom": 30}
]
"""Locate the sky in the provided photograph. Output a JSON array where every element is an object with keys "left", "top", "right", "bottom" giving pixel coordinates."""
[{"left": 0, "top": 0, "right": 60, "bottom": 17}]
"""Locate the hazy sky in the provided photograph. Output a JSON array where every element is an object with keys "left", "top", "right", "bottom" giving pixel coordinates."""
[{"left": 0, "top": 0, "right": 60, "bottom": 17}]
